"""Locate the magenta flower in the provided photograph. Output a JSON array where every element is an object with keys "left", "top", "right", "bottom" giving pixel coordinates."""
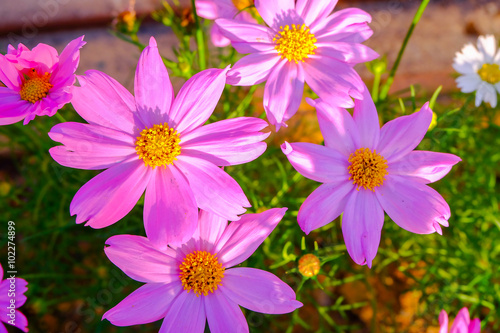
[
  {"left": 282, "top": 90, "right": 461, "bottom": 267},
  {"left": 0, "top": 264, "right": 28, "bottom": 332},
  {"left": 439, "top": 308, "right": 481, "bottom": 333},
  {"left": 216, "top": 0, "right": 378, "bottom": 130},
  {"left": 196, "top": 0, "right": 257, "bottom": 47},
  {"left": 103, "top": 208, "right": 302, "bottom": 332},
  {"left": 49, "top": 37, "right": 269, "bottom": 248},
  {"left": 0, "top": 36, "right": 85, "bottom": 125}
]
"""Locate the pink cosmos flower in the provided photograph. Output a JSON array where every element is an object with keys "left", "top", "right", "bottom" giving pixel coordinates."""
[
  {"left": 216, "top": 0, "right": 378, "bottom": 130},
  {"left": 0, "top": 36, "right": 85, "bottom": 125},
  {"left": 439, "top": 308, "right": 481, "bottom": 333},
  {"left": 0, "top": 263, "right": 28, "bottom": 332},
  {"left": 282, "top": 89, "right": 461, "bottom": 267},
  {"left": 196, "top": 0, "right": 257, "bottom": 47},
  {"left": 103, "top": 208, "right": 302, "bottom": 332},
  {"left": 49, "top": 37, "right": 269, "bottom": 248}
]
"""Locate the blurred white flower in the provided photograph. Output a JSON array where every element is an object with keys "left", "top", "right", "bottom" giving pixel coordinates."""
[{"left": 453, "top": 34, "right": 500, "bottom": 107}]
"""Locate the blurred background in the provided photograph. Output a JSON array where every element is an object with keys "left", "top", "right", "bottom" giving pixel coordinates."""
[{"left": 1, "top": 0, "right": 499, "bottom": 332}]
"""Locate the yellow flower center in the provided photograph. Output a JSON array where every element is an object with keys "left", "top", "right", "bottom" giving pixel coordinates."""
[
  {"left": 231, "top": 0, "right": 253, "bottom": 11},
  {"left": 135, "top": 123, "right": 181, "bottom": 168},
  {"left": 273, "top": 24, "right": 317, "bottom": 63},
  {"left": 179, "top": 251, "right": 225, "bottom": 297},
  {"left": 298, "top": 254, "right": 320, "bottom": 278},
  {"left": 478, "top": 63, "right": 500, "bottom": 84},
  {"left": 348, "top": 148, "right": 388, "bottom": 191},
  {"left": 20, "top": 69, "right": 53, "bottom": 103}
]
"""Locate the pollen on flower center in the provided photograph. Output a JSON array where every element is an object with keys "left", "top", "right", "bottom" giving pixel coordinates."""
[
  {"left": 231, "top": 0, "right": 253, "bottom": 11},
  {"left": 273, "top": 24, "right": 317, "bottom": 63},
  {"left": 135, "top": 123, "right": 181, "bottom": 168},
  {"left": 348, "top": 148, "right": 388, "bottom": 191},
  {"left": 20, "top": 69, "right": 53, "bottom": 103},
  {"left": 478, "top": 63, "right": 500, "bottom": 84},
  {"left": 179, "top": 251, "right": 225, "bottom": 297}
]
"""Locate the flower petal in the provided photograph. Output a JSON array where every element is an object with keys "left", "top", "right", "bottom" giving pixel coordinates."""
[
  {"left": 214, "top": 208, "right": 287, "bottom": 267},
  {"left": 296, "top": 0, "right": 338, "bottom": 26},
  {"left": 49, "top": 122, "right": 136, "bottom": 170},
  {"left": 210, "top": 24, "right": 231, "bottom": 47},
  {"left": 51, "top": 36, "right": 85, "bottom": 89},
  {"left": 302, "top": 56, "right": 363, "bottom": 108},
  {"left": 134, "top": 37, "right": 174, "bottom": 128},
  {"left": 456, "top": 74, "right": 481, "bottom": 93},
  {"left": 315, "top": 42, "right": 379, "bottom": 65},
  {"left": 215, "top": 19, "right": 275, "bottom": 54},
  {"left": 468, "top": 319, "right": 481, "bottom": 333},
  {"left": 377, "top": 102, "right": 433, "bottom": 163},
  {"left": 439, "top": 310, "right": 449, "bottom": 333},
  {"left": 342, "top": 189, "right": 384, "bottom": 268},
  {"left": 313, "top": 8, "right": 372, "bottom": 38},
  {"left": 70, "top": 159, "right": 151, "bottom": 228},
  {"left": 450, "top": 307, "right": 471, "bottom": 333},
  {"left": 227, "top": 52, "right": 280, "bottom": 85},
  {"left": 72, "top": 70, "right": 138, "bottom": 133},
  {"left": 144, "top": 166, "right": 199, "bottom": 249},
  {"left": 476, "top": 34, "right": 497, "bottom": 63},
  {"left": 254, "top": 0, "right": 297, "bottom": 30},
  {"left": 353, "top": 86, "right": 380, "bottom": 149},
  {"left": 298, "top": 181, "right": 353, "bottom": 234},
  {"left": 181, "top": 117, "right": 269, "bottom": 166},
  {"left": 103, "top": 282, "right": 182, "bottom": 326},
  {"left": 0, "top": 278, "right": 27, "bottom": 308},
  {"left": 196, "top": 0, "right": 234, "bottom": 19},
  {"left": 104, "top": 235, "right": 179, "bottom": 283},
  {"left": 169, "top": 67, "right": 229, "bottom": 134},
  {"left": 264, "top": 59, "right": 304, "bottom": 131},
  {"left": 205, "top": 292, "right": 248, "bottom": 333},
  {"left": 376, "top": 175, "right": 450, "bottom": 234},
  {"left": 281, "top": 141, "right": 349, "bottom": 182},
  {"left": 0, "top": 322, "right": 6, "bottom": 333},
  {"left": 160, "top": 291, "right": 206, "bottom": 333},
  {"left": 0, "top": 55, "right": 22, "bottom": 90},
  {"left": 193, "top": 210, "right": 228, "bottom": 252},
  {"left": 221, "top": 267, "right": 302, "bottom": 314},
  {"left": 312, "top": 98, "right": 361, "bottom": 155},
  {"left": 388, "top": 151, "right": 461, "bottom": 184},
  {"left": 0, "top": 91, "right": 31, "bottom": 125},
  {"left": 175, "top": 155, "right": 250, "bottom": 221}
]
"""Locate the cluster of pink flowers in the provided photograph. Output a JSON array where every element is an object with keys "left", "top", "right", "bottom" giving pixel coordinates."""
[{"left": 0, "top": 0, "right": 486, "bottom": 331}]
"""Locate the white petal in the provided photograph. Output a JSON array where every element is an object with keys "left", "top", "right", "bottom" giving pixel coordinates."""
[
  {"left": 477, "top": 35, "right": 497, "bottom": 63},
  {"left": 455, "top": 74, "right": 481, "bottom": 93}
]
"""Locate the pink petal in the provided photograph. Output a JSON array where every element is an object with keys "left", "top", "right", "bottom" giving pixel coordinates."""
[
  {"left": 302, "top": 56, "right": 363, "bottom": 108},
  {"left": 134, "top": 37, "right": 174, "bottom": 127},
  {"left": 214, "top": 208, "right": 287, "bottom": 267},
  {"left": 0, "top": 55, "right": 22, "bottom": 90},
  {"left": 315, "top": 42, "right": 379, "bottom": 65},
  {"left": 468, "top": 318, "right": 481, "bottom": 333},
  {"left": 227, "top": 52, "right": 280, "bottom": 86},
  {"left": 0, "top": 278, "right": 27, "bottom": 308},
  {"left": 281, "top": 141, "right": 349, "bottom": 182},
  {"left": 296, "top": 0, "right": 338, "bottom": 26},
  {"left": 0, "top": 92, "right": 31, "bottom": 125},
  {"left": 181, "top": 117, "right": 269, "bottom": 166},
  {"left": 377, "top": 102, "right": 433, "bottom": 163},
  {"left": 192, "top": 210, "right": 227, "bottom": 252},
  {"left": 72, "top": 70, "right": 138, "bottom": 133},
  {"left": 10, "top": 311, "right": 28, "bottom": 332},
  {"left": 144, "top": 166, "right": 199, "bottom": 249},
  {"left": 254, "top": 0, "right": 297, "bottom": 30},
  {"left": 450, "top": 307, "right": 471, "bottom": 333},
  {"left": 49, "top": 122, "right": 136, "bottom": 170},
  {"left": 298, "top": 181, "right": 353, "bottom": 234},
  {"left": 169, "top": 67, "right": 229, "bottom": 134},
  {"left": 0, "top": 323, "right": 6, "bottom": 333},
  {"left": 210, "top": 24, "right": 231, "bottom": 47},
  {"left": 313, "top": 8, "right": 372, "bottom": 38},
  {"left": 353, "top": 86, "right": 380, "bottom": 150},
  {"left": 0, "top": 264, "right": 2, "bottom": 280},
  {"left": 342, "top": 189, "right": 384, "bottom": 268},
  {"left": 221, "top": 267, "right": 302, "bottom": 314},
  {"left": 175, "top": 155, "right": 250, "bottom": 221},
  {"left": 196, "top": 0, "right": 235, "bottom": 19},
  {"left": 205, "top": 292, "right": 248, "bottom": 333},
  {"left": 51, "top": 36, "right": 86, "bottom": 89},
  {"left": 376, "top": 175, "right": 450, "bottom": 234},
  {"left": 439, "top": 310, "right": 449, "bottom": 333},
  {"left": 215, "top": 19, "right": 275, "bottom": 54},
  {"left": 103, "top": 282, "right": 182, "bottom": 326},
  {"left": 70, "top": 159, "right": 151, "bottom": 228},
  {"left": 312, "top": 98, "right": 361, "bottom": 155},
  {"left": 104, "top": 235, "right": 179, "bottom": 283},
  {"left": 25, "top": 43, "right": 59, "bottom": 69},
  {"left": 159, "top": 291, "right": 206, "bottom": 333},
  {"left": 264, "top": 60, "right": 304, "bottom": 131},
  {"left": 388, "top": 151, "right": 461, "bottom": 184}
]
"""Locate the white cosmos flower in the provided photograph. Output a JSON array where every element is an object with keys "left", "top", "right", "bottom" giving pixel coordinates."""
[{"left": 453, "top": 34, "right": 500, "bottom": 107}]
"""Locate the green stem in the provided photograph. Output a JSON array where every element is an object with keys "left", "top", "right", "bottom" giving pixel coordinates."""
[
  {"left": 191, "top": 0, "right": 206, "bottom": 70},
  {"left": 371, "top": 71, "right": 381, "bottom": 102},
  {"left": 379, "top": 0, "right": 430, "bottom": 101},
  {"left": 55, "top": 112, "right": 67, "bottom": 123}
]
